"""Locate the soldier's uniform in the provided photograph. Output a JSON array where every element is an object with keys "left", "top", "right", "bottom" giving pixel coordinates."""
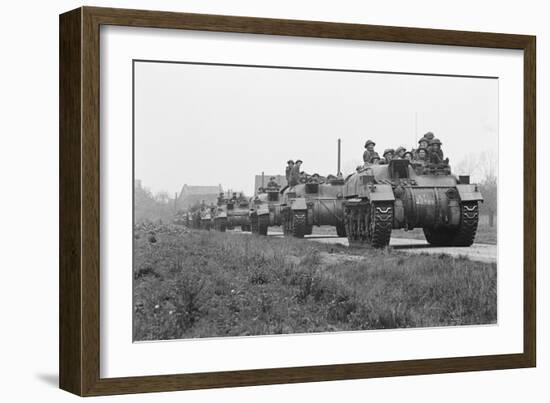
[
  {"left": 428, "top": 138, "right": 445, "bottom": 164},
  {"left": 289, "top": 160, "right": 302, "bottom": 186},
  {"left": 415, "top": 147, "right": 428, "bottom": 162},
  {"left": 415, "top": 137, "right": 429, "bottom": 159},
  {"left": 363, "top": 140, "right": 380, "bottom": 164},
  {"left": 423, "top": 132, "right": 435, "bottom": 154},
  {"left": 382, "top": 148, "right": 395, "bottom": 163},
  {"left": 423, "top": 132, "right": 435, "bottom": 141},
  {"left": 395, "top": 146, "right": 406, "bottom": 159},
  {"left": 285, "top": 160, "right": 294, "bottom": 183}
]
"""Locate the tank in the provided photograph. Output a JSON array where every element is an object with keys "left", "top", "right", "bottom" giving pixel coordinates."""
[
  {"left": 214, "top": 192, "right": 251, "bottom": 232},
  {"left": 249, "top": 185, "right": 283, "bottom": 235},
  {"left": 280, "top": 175, "right": 347, "bottom": 238},
  {"left": 212, "top": 193, "right": 228, "bottom": 232},
  {"left": 198, "top": 204, "right": 213, "bottom": 231},
  {"left": 279, "top": 139, "right": 347, "bottom": 238},
  {"left": 342, "top": 158, "right": 483, "bottom": 247}
]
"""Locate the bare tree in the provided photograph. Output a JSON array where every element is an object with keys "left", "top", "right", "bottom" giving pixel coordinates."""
[{"left": 456, "top": 151, "right": 498, "bottom": 227}]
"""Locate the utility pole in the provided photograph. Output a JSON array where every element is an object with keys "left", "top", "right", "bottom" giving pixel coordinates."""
[{"left": 337, "top": 138, "right": 342, "bottom": 175}]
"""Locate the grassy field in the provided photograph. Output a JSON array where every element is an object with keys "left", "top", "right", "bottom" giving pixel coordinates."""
[{"left": 133, "top": 224, "right": 497, "bottom": 341}]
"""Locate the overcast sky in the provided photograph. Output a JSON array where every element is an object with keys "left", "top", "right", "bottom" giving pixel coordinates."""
[{"left": 134, "top": 61, "right": 498, "bottom": 196}]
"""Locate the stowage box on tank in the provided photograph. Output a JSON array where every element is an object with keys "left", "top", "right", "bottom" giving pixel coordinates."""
[{"left": 343, "top": 158, "right": 483, "bottom": 247}]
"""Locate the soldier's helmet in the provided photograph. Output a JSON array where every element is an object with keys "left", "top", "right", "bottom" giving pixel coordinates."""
[
  {"left": 416, "top": 147, "right": 428, "bottom": 154},
  {"left": 423, "top": 131, "right": 435, "bottom": 140},
  {"left": 418, "top": 137, "right": 429, "bottom": 145},
  {"left": 296, "top": 159, "right": 303, "bottom": 164},
  {"left": 395, "top": 146, "right": 406, "bottom": 154},
  {"left": 383, "top": 148, "right": 395, "bottom": 156},
  {"left": 429, "top": 138, "right": 442, "bottom": 146},
  {"left": 364, "top": 140, "right": 376, "bottom": 148},
  {"left": 287, "top": 159, "right": 294, "bottom": 164},
  {"left": 404, "top": 151, "right": 413, "bottom": 159}
]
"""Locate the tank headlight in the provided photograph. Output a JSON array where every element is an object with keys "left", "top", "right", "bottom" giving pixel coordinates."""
[{"left": 446, "top": 188, "right": 458, "bottom": 199}]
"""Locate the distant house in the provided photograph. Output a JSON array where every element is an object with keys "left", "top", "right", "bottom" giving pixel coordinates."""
[
  {"left": 176, "top": 184, "right": 222, "bottom": 210},
  {"left": 254, "top": 174, "right": 287, "bottom": 195}
]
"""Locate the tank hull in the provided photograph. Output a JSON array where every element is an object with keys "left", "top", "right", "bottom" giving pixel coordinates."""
[
  {"left": 281, "top": 180, "right": 347, "bottom": 238},
  {"left": 342, "top": 159, "right": 483, "bottom": 247},
  {"left": 249, "top": 190, "right": 283, "bottom": 235}
]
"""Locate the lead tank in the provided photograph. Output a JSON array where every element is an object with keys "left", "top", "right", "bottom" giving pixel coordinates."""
[
  {"left": 343, "top": 158, "right": 483, "bottom": 247},
  {"left": 280, "top": 175, "right": 347, "bottom": 238}
]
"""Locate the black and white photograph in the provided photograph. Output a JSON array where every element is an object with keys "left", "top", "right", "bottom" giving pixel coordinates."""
[{"left": 132, "top": 60, "right": 498, "bottom": 341}]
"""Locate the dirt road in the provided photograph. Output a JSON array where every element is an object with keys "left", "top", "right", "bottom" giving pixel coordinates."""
[{"left": 264, "top": 231, "right": 497, "bottom": 264}]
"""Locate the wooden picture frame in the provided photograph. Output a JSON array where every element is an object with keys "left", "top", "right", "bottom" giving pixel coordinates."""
[{"left": 59, "top": 6, "right": 536, "bottom": 396}]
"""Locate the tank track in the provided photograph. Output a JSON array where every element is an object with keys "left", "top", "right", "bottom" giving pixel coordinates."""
[
  {"left": 258, "top": 215, "right": 269, "bottom": 236},
  {"left": 250, "top": 214, "right": 259, "bottom": 234},
  {"left": 214, "top": 217, "right": 227, "bottom": 232},
  {"left": 451, "top": 201, "right": 479, "bottom": 246},
  {"left": 369, "top": 203, "right": 393, "bottom": 247},
  {"left": 292, "top": 211, "right": 307, "bottom": 238},
  {"left": 282, "top": 209, "right": 291, "bottom": 236},
  {"left": 423, "top": 201, "right": 479, "bottom": 246},
  {"left": 345, "top": 201, "right": 393, "bottom": 248},
  {"left": 336, "top": 222, "right": 346, "bottom": 237}
]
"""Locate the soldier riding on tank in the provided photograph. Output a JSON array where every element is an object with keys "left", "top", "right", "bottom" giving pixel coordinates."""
[
  {"left": 381, "top": 148, "right": 395, "bottom": 164},
  {"left": 363, "top": 140, "right": 380, "bottom": 164},
  {"left": 285, "top": 160, "right": 294, "bottom": 183},
  {"left": 289, "top": 160, "right": 302, "bottom": 186},
  {"left": 428, "top": 138, "right": 447, "bottom": 165},
  {"left": 395, "top": 146, "right": 406, "bottom": 159}
]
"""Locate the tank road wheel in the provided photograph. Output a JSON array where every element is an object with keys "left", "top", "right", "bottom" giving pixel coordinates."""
[
  {"left": 335, "top": 222, "right": 346, "bottom": 237},
  {"left": 345, "top": 201, "right": 393, "bottom": 248},
  {"left": 250, "top": 214, "right": 259, "bottom": 234},
  {"left": 292, "top": 211, "right": 307, "bottom": 238},
  {"left": 258, "top": 215, "right": 269, "bottom": 236},
  {"left": 423, "top": 201, "right": 479, "bottom": 247}
]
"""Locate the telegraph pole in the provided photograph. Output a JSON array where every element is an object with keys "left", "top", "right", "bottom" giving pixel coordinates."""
[{"left": 337, "top": 138, "right": 341, "bottom": 175}]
